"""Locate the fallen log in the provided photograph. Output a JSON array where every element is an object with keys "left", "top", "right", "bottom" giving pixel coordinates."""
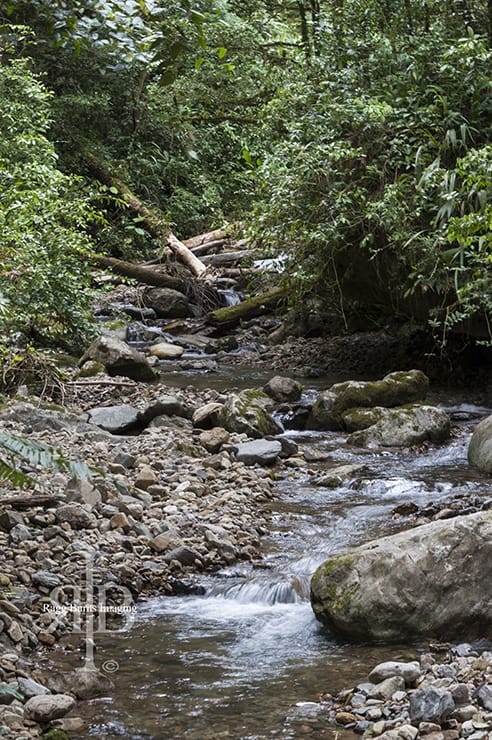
[
  {"left": 209, "top": 286, "right": 287, "bottom": 326},
  {"left": 201, "top": 250, "right": 250, "bottom": 266},
  {"left": 184, "top": 228, "right": 231, "bottom": 250},
  {"left": 94, "top": 256, "right": 188, "bottom": 292},
  {"left": 85, "top": 151, "right": 207, "bottom": 278},
  {"left": 190, "top": 239, "right": 226, "bottom": 256}
]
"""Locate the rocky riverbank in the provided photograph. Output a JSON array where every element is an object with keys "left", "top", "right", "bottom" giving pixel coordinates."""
[{"left": 0, "top": 323, "right": 491, "bottom": 736}]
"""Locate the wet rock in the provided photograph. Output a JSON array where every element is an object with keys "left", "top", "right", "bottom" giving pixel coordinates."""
[
  {"left": 234, "top": 440, "right": 282, "bottom": 466},
  {"left": 218, "top": 389, "right": 282, "bottom": 438},
  {"left": 347, "top": 405, "right": 450, "bottom": 448},
  {"left": 311, "top": 463, "right": 367, "bottom": 488},
  {"left": 141, "top": 287, "right": 190, "bottom": 319},
  {"left": 86, "top": 404, "right": 141, "bottom": 434},
  {"left": 307, "top": 370, "right": 429, "bottom": 430},
  {"left": 79, "top": 335, "right": 156, "bottom": 381},
  {"left": 67, "top": 668, "right": 114, "bottom": 700},
  {"left": 368, "top": 676, "right": 406, "bottom": 700},
  {"left": 468, "top": 415, "right": 492, "bottom": 473},
  {"left": 310, "top": 511, "right": 492, "bottom": 641},
  {"left": 409, "top": 687, "right": 455, "bottom": 724},
  {"left": 163, "top": 546, "right": 201, "bottom": 566},
  {"left": 263, "top": 375, "right": 303, "bottom": 402},
  {"left": 24, "top": 693, "right": 75, "bottom": 722}
]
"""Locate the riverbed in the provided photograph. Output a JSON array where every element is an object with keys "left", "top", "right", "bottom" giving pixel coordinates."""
[{"left": 61, "top": 373, "right": 491, "bottom": 739}]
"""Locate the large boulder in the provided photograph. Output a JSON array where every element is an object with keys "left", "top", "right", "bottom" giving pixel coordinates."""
[
  {"left": 79, "top": 336, "right": 156, "bottom": 381},
  {"left": 468, "top": 415, "right": 492, "bottom": 474},
  {"left": 218, "top": 389, "right": 282, "bottom": 438},
  {"left": 86, "top": 404, "right": 141, "bottom": 433},
  {"left": 346, "top": 404, "right": 450, "bottom": 447},
  {"left": 307, "top": 370, "right": 429, "bottom": 430},
  {"left": 263, "top": 375, "right": 303, "bottom": 403},
  {"left": 234, "top": 439, "right": 282, "bottom": 466},
  {"left": 310, "top": 510, "right": 492, "bottom": 642},
  {"left": 142, "top": 287, "right": 190, "bottom": 318}
]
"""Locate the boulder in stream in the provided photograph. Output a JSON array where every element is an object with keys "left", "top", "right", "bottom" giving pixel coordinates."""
[
  {"left": 307, "top": 370, "right": 429, "bottom": 430},
  {"left": 79, "top": 335, "right": 156, "bottom": 381},
  {"left": 468, "top": 414, "right": 492, "bottom": 474},
  {"left": 346, "top": 404, "right": 450, "bottom": 447},
  {"left": 310, "top": 510, "right": 492, "bottom": 642},
  {"left": 218, "top": 389, "right": 282, "bottom": 438},
  {"left": 263, "top": 375, "right": 303, "bottom": 403},
  {"left": 142, "top": 286, "right": 190, "bottom": 318}
]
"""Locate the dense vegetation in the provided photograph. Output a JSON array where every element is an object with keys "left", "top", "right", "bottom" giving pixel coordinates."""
[{"left": 0, "top": 0, "right": 491, "bottom": 353}]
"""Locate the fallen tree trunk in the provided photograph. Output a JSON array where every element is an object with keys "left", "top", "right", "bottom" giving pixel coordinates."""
[
  {"left": 201, "top": 250, "right": 250, "bottom": 266},
  {"left": 209, "top": 286, "right": 287, "bottom": 326},
  {"left": 184, "top": 228, "right": 230, "bottom": 250},
  {"left": 95, "top": 256, "right": 187, "bottom": 292},
  {"left": 85, "top": 151, "right": 207, "bottom": 278}
]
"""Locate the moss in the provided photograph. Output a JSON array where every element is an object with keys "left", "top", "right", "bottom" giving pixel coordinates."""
[{"left": 342, "top": 406, "right": 385, "bottom": 431}]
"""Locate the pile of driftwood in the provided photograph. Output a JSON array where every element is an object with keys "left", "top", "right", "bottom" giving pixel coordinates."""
[{"left": 87, "top": 154, "right": 286, "bottom": 328}]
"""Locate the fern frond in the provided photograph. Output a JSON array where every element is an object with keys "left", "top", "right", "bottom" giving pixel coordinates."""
[{"left": 0, "top": 432, "right": 96, "bottom": 488}]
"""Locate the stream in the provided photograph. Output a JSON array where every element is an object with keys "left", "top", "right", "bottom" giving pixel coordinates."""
[{"left": 62, "top": 367, "right": 492, "bottom": 739}]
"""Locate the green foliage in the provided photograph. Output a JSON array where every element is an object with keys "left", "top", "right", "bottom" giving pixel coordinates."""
[
  {"left": 0, "top": 432, "right": 95, "bottom": 489},
  {"left": 252, "top": 5, "right": 492, "bottom": 337},
  {"left": 0, "top": 55, "right": 99, "bottom": 349}
]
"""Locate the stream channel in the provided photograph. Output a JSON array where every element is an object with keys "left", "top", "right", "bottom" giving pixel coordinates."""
[{"left": 65, "top": 364, "right": 492, "bottom": 739}]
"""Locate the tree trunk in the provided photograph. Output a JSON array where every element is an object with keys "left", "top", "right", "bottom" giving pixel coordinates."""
[
  {"left": 85, "top": 151, "right": 207, "bottom": 278},
  {"left": 184, "top": 228, "right": 230, "bottom": 250},
  {"left": 209, "top": 286, "right": 287, "bottom": 327},
  {"left": 94, "top": 256, "right": 188, "bottom": 292}
]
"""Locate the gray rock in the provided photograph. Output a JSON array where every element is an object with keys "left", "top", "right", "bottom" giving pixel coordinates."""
[
  {"left": 263, "top": 375, "right": 303, "bottom": 402},
  {"left": 218, "top": 389, "right": 282, "bottom": 439},
  {"left": 311, "top": 510, "right": 492, "bottom": 641},
  {"left": 468, "top": 415, "right": 492, "bottom": 473},
  {"left": 17, "top": 677, "right": 51, "bottom": 698},
  {"left": 409, "top": 687, "right": 455, "bottom": 724},
  {"left": 369, "top": 661, "right": 421, "bottom": 686},
  {"left": 112, "top": 451, "right": 136, "bottom": 469},
  {"left": 347, "top": 404, "right": 450, "bottom": 447},
  {"left": 55, "top": 503, "right": 97, "bottom": 529},
  {"left": 475, "top": 683, "right": 492, "bottom": 711},
  {"left": 140, "top": 395, "right": 186, "bottom": 425},
  {"left": 87, "top": 404, "right": 141, "bottom": 434},
  {"left": 66, "top": 668, "right": 113, "bottom": 700},
  {"left": 307, "top": 370, "right": 429, "bottom": 430},
  {"left": 234, "top": 440, "right": 282, "bottom": 466},
  {"left": 79, "top": 335, "right": 156, "bottom": 381},
  {"left": 0, "top": 512, "right": 24, "bottom": 533},
  {"left": 9, "top": 524, "right": 33, "bottom": 543},
  {"left": 24, "top": 693, "right": 76, "bottom": 722},
  {"left": 368, "top": 675, "right": 406, "bottom": 700},
  {"left": 142, "top": 287, "right": 190, "bottom": 318},
  {"left": 192, "top": 402, "right": 224, "bottom": 429},
  {"left": 32, "top": 571, "right": 62, "bottom": 589}
]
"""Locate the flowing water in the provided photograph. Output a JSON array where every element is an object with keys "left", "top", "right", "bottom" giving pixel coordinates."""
[{"left": 58, "top": 372, "right": 491, "bottom": 739}]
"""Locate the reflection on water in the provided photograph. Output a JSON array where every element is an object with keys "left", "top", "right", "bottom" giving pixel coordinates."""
[{"left": 65, "top": 389, "right": 492, "bottom": 739}]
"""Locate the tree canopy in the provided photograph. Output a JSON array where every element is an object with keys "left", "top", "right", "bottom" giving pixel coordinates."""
[{"left": 0, "top": 0, "right": 491, "bottom": 351}]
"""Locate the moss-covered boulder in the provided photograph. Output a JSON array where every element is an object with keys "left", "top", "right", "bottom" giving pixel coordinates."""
[
  {"left": 79, "top": 336, "right": 156, "bottom": 382},
  {"left": 468, "top": 414, "right": 492, "bottom": 474},
  {"left": 307, "top": 370, "right": 429, "bottom": 430},
  {"left": 310, "top": 510, "right": 492, "bottom": 642},
  {"left": 218, "top": 389, "right": 282, "bottom": 438},
  {"left": 346, "top": 404, "right": 450, "bottom": 447}
]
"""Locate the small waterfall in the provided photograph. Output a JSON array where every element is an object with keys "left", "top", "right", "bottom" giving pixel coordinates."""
[
  {"left": 218, "top": 288, "right": 242, "bottom": 306},
  {"left": 210, "top": 575, "right": 310, "bottom": 605}
]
